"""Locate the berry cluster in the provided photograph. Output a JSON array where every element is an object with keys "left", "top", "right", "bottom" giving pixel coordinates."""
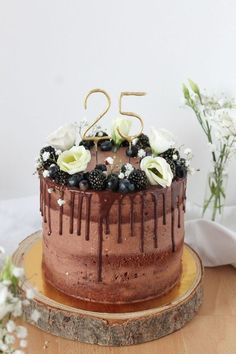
[{"left": 160, "top": 148, "right": 188, "bottom": 179}]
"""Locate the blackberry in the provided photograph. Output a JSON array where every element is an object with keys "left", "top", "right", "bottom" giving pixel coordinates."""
[
  {"left": 79, "top": 140, "right": 94, "bottom": 150},
  {"left": 160, "top": 148, "right": 180, "bottom": 161},
  {"left": 88, "top": 169, "right": 106, "bottom": 190},
  {"left": 40, "top": 146, "right": 57, "bottom": 168},
  {"left": 136, "top": 134, "right": 150, "bottom": 149},
  {"left": 166, "top": 159, "right": 176, "bottom": 176},
  {"left": 54, "top": 170, "right": 69, "bottom": 185},
  {"left": 128, "top": 169, "right": 148, "bottom": 190}
]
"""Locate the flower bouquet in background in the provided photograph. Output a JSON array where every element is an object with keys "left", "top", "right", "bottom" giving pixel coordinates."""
[
  {"left": 183, "top": 80, "right": 236, "bottom": 221},
  {"left": 0, "top": 249, "right": 40, "bottom": 354}
]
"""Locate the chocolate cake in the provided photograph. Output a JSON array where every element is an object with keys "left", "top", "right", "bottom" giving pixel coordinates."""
[{"left": 37, "top": 119, "right": 189, "bottom": 304}]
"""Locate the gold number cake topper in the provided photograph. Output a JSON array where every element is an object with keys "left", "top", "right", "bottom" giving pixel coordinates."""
[
  {"left": 83, "top": 88, "right": 111, "bottom": 146},
  {"left": 118, "top": 91, "right": 146, "bottom": 143}
]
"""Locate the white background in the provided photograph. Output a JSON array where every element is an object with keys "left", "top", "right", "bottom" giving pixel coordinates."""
[{"left": 0, "top": 0, "right": 236, "bottom": 206}]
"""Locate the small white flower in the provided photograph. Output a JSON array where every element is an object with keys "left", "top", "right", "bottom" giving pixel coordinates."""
[
  {"left": 16, "top": 326, "right": 28, "bottom": 339},
  {"left": 55, "top": 149, "right": 62, "bottom": 156},
  {"left": 123, "top": 163, "right": 134, "bottom": 177},
  {"left": 118, "top": 172, "right": 125, "bottom": 179},
  {"left": 42, "top": 170, "right": 49, "bottom": 178},
  {"left": 12, "top": 267, "right": 24, "bottom": 278},
  {"left": 42, "top": 151, "right": 50, "bottom": 161},
  {"left": 185, "top": 160, "right": 190, "bottom": 167},
  {"left": 208, "top": 142, "right": 216, "bottom": 152},
  {"left": 20, "top": 339, "right": 28, "bottom": 348},
  {"left": 26, "top": 288, "right": 35, "bottom": 300},
  {"left": 47, "top": 188, "right": 53, "bottom": 194},
  {"left": 57, "top": 199, "right": 65, "bottom": 207},
  {"left": 188, "top": 167, "right": 196, "bottom": 175},
  {"left": 105, "top": 157, "right": 114, "bottom": 165},
  {"left": 172, "top": 154, "right": 178, "bottom": 161},
  {"left": 5, "top": 334, "right": 15, "bottom": 345},
  {"left": 138, "top": 149, "right": 146, "bottom": 158},
  {"left": 6, "top": 320, "right": 16, "bottom": 333},
  {"left": 12, "top": 300, "right": 22, "bottom": 317},
  {"left": 30, "top": 309, "right": 41, "bottom": 323},
  {"left": 184, "top": 148, "right": 192, "bottom": 156}
]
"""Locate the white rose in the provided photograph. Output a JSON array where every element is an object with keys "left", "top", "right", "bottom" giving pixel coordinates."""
[
  {"left": 47, "top": 124, "right": 76, "bottom": 151},
  {"left": 111, "top": 117, "right": 132, "bottom": 146},
  {"left": 140, "top": 156, "right": 173, "bottom": 187},
  {"left": 57, "top": 146, "right": 91, "bottom": 175},
  {"left": 149, "top": 128, "right": 175, "bottom": 154}
]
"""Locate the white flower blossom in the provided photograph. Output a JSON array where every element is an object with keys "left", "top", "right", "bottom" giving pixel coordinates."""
[
  {"left": 30, "top": 309, "right": 41, "bottom": 323},
  {"left": 5, "top": 334, "right": 15, "bottom": 345},
  {"left": 184, "top": 148, "right": 192, "bottom": 156},
  {"left": 172, "top": 154, "right": 178, "bottom": 161},
  {"left": 20, "top": 339, "right": 27, "bottom": 348},
  {"left": 47, "top": 123, "right": 77, "bottom": 151},
  {"left": 0, "top": 284, "right": 9, "bottom": 305},
  {"left": 26, "top": 288, "right": 35, "bottom": 300},
  {"left": 16, "top": 326, "right": 28, "bottom": 339},
  {"left": 48, "top": 188, "right": 53, "bottom": 194},
  {"left": 42, "top": 170, "right": 49, "bottom": 178},
  {"left": 138, "top": 149, "right": 146, "bottom": 158},
  {"left": 12, "top": 267, "right": 24, "bottom": 279},
  {"left": 105, "top": 157, "right": 114, "bottom": 165},
  {"left": 42, "top": 151, "right": 50, "bottom": 161},
  {"left": 118, "top": 172, "right": 125, "bottom": 179},
  {"left": 6, "top": 320, "right": 16, "bottom": 333},
  {"left": 57, "top": 199, "right": 65, "bottom": 207}
]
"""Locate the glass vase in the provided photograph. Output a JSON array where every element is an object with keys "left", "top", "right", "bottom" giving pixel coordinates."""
[{"left": 202, "top": 170, "right": 228, "bottom": 222}]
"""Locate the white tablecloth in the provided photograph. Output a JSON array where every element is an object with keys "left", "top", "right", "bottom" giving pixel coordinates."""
[{"left": 0, "top": 195, "right": 235, "bottom": 267}]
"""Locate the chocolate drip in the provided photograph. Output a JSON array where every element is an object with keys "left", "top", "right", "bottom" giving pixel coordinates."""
[
  {"left": 162, "top": 192, "right": 166, "bottom": 225},
  {"left": 178, "top": 195, "right": 181, "bottom": 228},
  {"left": 140, "top": 193, "right": 145, "bottom": 253},
  {"left": 104, "top": 216, "right": 110, "bottom": 235},
  {"left": 97, "top": 217, "right": 103, "bottom": 282},
  {"left": 129, "top": 195, "right": 135, "bottom": 237},
  {"left": 77, "top": 194, "right": 84, "bottom": 236},
  {"left": 59, "top": 191, "right": 64, "bottom": 236},
  {"left": 40, "top": 178, "right": 43, "bottom": 216},
  {"left": 117, "top": 198, "right": 122, "bottom": 243},
  {"left": 48, "top": 192, "right": 52, "bottom": 235},
  {"left": 183, "top": 179, "right": 187, "bottom": 212},
  {"left": 69, "top": 192, "right": 75, "bottom": 234},
  {"left": 43, "top": 183, "right": 47, "bottom": 223},
  {"left": 171, "top": 182, "right": 182, "bottom": 252},
  {"left": 85, "top": 194, "right": 92, "bottom": 241},
  {"left": 152, "top": 193, "right": 158, "bottom": 248}
]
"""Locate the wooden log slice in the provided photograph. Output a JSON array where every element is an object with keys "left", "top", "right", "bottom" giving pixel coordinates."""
[{"left": 12, "top": 231, "right": 203, "bottom": 346}]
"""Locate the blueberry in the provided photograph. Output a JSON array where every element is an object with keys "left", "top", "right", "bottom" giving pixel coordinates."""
[
  {"left": 106, "top": 176, "right": 119, "bottom": 191},
  {"left": 67, "top": 173, "right": 84, "bottom": 188},
  {"left": 100, "top": 140, "right": 113, "bottom": 151},
  {"left": 126, "top": 145, "right": 138, "bottom": 157},
  {"left": 95, "top": 164, "right": 107, "bottom": 172},
  {"left": 121, "top": 140, "right": 129, "bottom": 147},
  {"left": 79, "top": 180, "right": 89, "bottom": 191},
  {"left": 48, "top": 164, "right": 59, "bottom": 178},
  {"left": 119, "top": 179, "right": 130, "bottom": 193},
  {"left": 128, "top": 183, "right": 135, "bottom": 192}
]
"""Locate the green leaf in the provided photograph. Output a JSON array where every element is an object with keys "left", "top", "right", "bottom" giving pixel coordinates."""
[{"left": 148, "top": 167, "right": 163, "bottom": 179}]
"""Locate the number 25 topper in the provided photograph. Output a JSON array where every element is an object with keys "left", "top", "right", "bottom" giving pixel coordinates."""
[{"left": 82, "top": 89, "right": 146, "bottom": 150}]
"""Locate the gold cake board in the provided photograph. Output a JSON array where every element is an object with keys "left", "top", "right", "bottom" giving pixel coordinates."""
[{"left": 12, "top": 231, "right": 204, "bottom": 346}]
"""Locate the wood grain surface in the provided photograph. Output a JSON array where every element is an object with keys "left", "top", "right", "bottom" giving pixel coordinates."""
[{"left": 20, "top": 265, "right": 236, "bottom": 354}]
